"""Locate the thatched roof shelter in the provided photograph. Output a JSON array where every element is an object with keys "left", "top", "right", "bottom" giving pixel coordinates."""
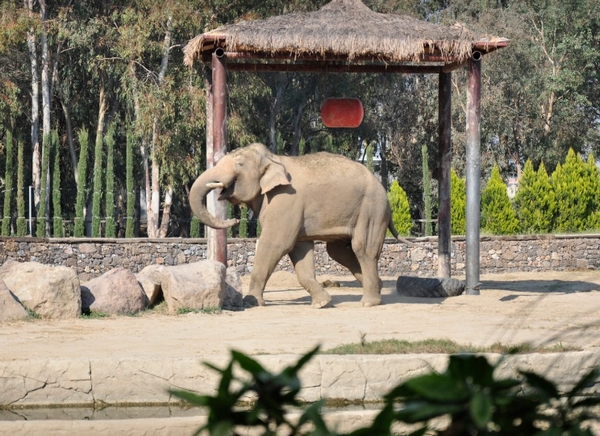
[
  {"left": 185, "top": 0, "right": 509, "bottom": 294},
  {"left": 184, "top": 0, "right": 508, "bottom": 72}
]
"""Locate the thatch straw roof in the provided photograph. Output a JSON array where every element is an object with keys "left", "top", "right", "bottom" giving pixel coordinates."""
[{"left": 183, "top": 0, "right": 508, "bottom": 69}]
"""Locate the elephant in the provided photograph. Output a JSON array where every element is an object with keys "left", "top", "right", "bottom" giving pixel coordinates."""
[{"left": 190, "top": 142, "right": 403, "bottom": 308}]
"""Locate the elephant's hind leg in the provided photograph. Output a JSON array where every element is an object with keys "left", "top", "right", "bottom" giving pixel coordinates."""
[
  {"left": 289, "top": 242, "right": 332, "bottom": 308},
  {"left": 326, "top": 240, "right": 364, "bottom": 285}
]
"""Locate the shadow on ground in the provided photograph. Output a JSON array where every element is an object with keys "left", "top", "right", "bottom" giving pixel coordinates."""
[{"left": 480, "top": 279, "right": 600, "bottom": 294}]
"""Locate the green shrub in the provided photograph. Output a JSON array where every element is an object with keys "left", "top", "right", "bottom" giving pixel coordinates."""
[
  {"left": 481, "top": 165, "right": 519, "bottom": 235},
  {"left": 514, "top": 160, "right": 556, "bottom": 234},
  {"left": 450, "top": 168, "right": 466, "bottom": 235},
  {"left": 388, "top": 180, "right": 412, "bottom": 236},
  {"left": 552, "top": 148, "right": 599, "bottom": 232}
]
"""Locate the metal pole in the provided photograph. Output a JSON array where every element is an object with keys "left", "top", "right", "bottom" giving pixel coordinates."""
[
  {"left": 29, "top": 185, "right": 33, "bottom": 236},
  {"left": 208, "top": 49, "right": 228, "bottom": 265},
  {"left": 465, "top": 53, "right": 482, "bottom": 295},
  {"left": 437, "top": 72, "right": 452, "bottom": 278}
]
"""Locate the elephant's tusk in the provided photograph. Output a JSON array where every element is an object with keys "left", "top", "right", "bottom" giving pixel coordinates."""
[{"left": 206, "top": 182, "right": 225, "bottom": 189}]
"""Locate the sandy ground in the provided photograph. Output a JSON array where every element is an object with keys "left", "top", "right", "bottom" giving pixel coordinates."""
[{"left": 1, "top": 270, "right": 600, "bottom": 362}]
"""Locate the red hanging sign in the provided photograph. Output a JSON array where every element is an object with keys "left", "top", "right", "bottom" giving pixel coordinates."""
[{"left": 320, "top": 98, "right": 364, "bottom": 128}]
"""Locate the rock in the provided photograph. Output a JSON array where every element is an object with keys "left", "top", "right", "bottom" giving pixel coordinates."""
[
  {"left": 396, "top": 276, "right": 465, "bottom": 298},
  {"left": 224, "top": 267, "right": 243, "bottom": 310},
  {"left": 136, "top": 265, "right": 166, "bottom": 305},
  {"left": 81, "top": 268, "right": 149, "bottom": 315},
  {"left": 161, "top": 260, "right": 226, "bottom": 313},
  {"left": 0, "top": 279, "right": 29, "bottom": 321},
  {"left": 0, "top": 260, "right": 81, "bottom": 319}
]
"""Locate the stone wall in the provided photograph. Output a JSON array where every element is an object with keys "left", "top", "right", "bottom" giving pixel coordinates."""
[{"left": 0, "top": 234, "right": 598, "bottom": 281}]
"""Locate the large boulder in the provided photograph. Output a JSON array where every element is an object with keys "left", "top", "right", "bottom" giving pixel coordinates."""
[
  {"left": 396, "top": 276, "right": 465, "bottom": 298},
  {"left": 81, "top": 267, "right": 149, "bottom": 315},
  {"left": 136, "top": 262, "right": 244, "bottom": 311},
  {"left": 0, "top": 278, "right": 29, "bottom": 321},
  {"left": 136, "top": 264, "right": 165, "bottom": 305},
  {"left": 224, "top": 267, "right": 243, "bottom": 310},
  {"left": 161, "top": 260, "right": 227, "bottom": 313},
  {"left": 0, "top": 260, "right": 81, "bottom": 319}
]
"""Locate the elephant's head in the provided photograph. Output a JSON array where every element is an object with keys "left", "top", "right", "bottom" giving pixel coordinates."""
[{"left": 190, "top": 143, "right": 291, "bottom": 229}]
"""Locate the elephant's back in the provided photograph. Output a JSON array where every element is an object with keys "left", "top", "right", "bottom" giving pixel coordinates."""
[
  {"left": 282, "top": 152, "right": 386, "bottom": 202},
  {"left": 285, "top": 152, "right": 372, "bottom": 180}
]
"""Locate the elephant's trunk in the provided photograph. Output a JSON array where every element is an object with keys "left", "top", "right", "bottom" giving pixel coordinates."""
[{"left": 189, "top": 167, "right": 238, "bottom": 229}]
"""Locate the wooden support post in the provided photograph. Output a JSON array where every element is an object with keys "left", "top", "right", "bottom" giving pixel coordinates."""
[
  {"left": 207, "top": 50, "right": 228, "bottom": 265},
  {"left": 438, "top": 72, "right": 452, "bottom": 278},
  {"left": 466, "top": 54, "right": 482, "bottom": 295}
]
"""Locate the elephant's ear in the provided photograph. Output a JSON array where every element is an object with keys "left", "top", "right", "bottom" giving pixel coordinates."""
[{"left": 260, "top": 157, "right": 290, "bottom": 194}]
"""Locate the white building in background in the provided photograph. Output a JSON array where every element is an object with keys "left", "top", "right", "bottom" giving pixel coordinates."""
[{"left": 507, "top": 177, "right": 518, "bottom": 199}]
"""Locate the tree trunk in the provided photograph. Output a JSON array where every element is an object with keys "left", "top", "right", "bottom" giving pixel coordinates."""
[
  {"left": 267, "top": 73, "right": 288, "bottom": 152},
  {"left": 25, "top": 0, "right": 41, "bottom": 214},
  {"left": 92, "top": 78, "right": 107, "bottom": 237},
  {"left": 158, "top": 186, "right": 173, "bottom": 238},
  {"left": 40, "top": 0, "right": 51, "bottom": 235},
  {"left": 147, "top": 120, "right": 160, "bottom": 238},
  {"left": 60, "top": 98, "right": 78, "bottom": 184},
  {"left": 146, "top": 16, "right": 172, "bottom": 238}
]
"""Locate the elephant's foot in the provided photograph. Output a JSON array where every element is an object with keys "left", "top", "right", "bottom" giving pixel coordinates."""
[
  {"left": 243, "top": 294, "right": 265, "bottom": 308},
  {"left": 361, "top": 295, "right": 382, "bottom": 307},
  {"left": 311, "top": 291, "right": 332, "bottom": 309}
]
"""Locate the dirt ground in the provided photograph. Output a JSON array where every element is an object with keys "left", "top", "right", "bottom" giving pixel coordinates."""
[{"left": 1, "top": 270, "right": 600, "bottom": 363}]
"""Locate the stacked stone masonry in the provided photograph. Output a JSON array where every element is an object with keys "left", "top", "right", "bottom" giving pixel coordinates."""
[{"left": 1, "top": 234, "right": 598, "bottom": 281}]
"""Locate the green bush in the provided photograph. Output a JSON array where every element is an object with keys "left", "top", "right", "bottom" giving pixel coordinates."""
[
  {"left": 173, "top": 348, "right": 600, "bottom": 436},
  {"left": 514, "top": 160, "right": 556, "bottom": 234},
  {"left": 388, "top": 180, "right": 412, "bottom": 236},
  {"left": 450, "top": 168, "right": 466, "bottom": 235},
  {"left": 552, "top": 149, "right": 599, "bottom": 232},
  {"left": 481, "top": 165, "right": 519, "bottom": 235}
]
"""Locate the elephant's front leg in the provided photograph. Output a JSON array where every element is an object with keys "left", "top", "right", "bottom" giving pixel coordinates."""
[
  {"left": 244, "top": 230, "right": 296, "bottom": 307},
  {"left": 289, "top": 242, "right": 332, "bottom": 308}
]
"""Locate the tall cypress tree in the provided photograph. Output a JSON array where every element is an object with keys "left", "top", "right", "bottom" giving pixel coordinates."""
[
  {"left": 36, "top": 134, "right": 51, "bottom": 237},
  {"left": 74, "top": 128, "right": 89, "bottom": 237},
  {"left": 450, "top": 168, "right": 466, "bottom": 235},
  {"left": 51, "top": 130, "right": 64, "bottom": 237},
  {"left": 481, "top": 165, "right": 519, "bottom": 235},
  {"left": 125, "top": 129, "right": 135, "bottom": 238},
  {"left": 104, "top": 124, "right": 116, "bottom": 238},
  {"left": 515, "top": 160, "right": 556, "bottom": 234},
  {"left": 91, "top": 127, "right": 104, "bottom": 237},
  {"left": 2, "top": 129, "right": 14, "bottom": 236},
  {"left": 16, "top": 138, "right": 27, "bottom": 236},
  {"left": 388, "top": 180, "right": 412, "bottom": 236}
]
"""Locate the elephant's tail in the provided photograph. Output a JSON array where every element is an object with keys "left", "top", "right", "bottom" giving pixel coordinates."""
[{"left": 388, "top": 218, "right": 414, "bottom": 245}]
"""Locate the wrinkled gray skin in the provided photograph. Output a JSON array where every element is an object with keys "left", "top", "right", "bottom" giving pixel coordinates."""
[{"left": 190, "top": 143, "right": 402, "bottom": 308}]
